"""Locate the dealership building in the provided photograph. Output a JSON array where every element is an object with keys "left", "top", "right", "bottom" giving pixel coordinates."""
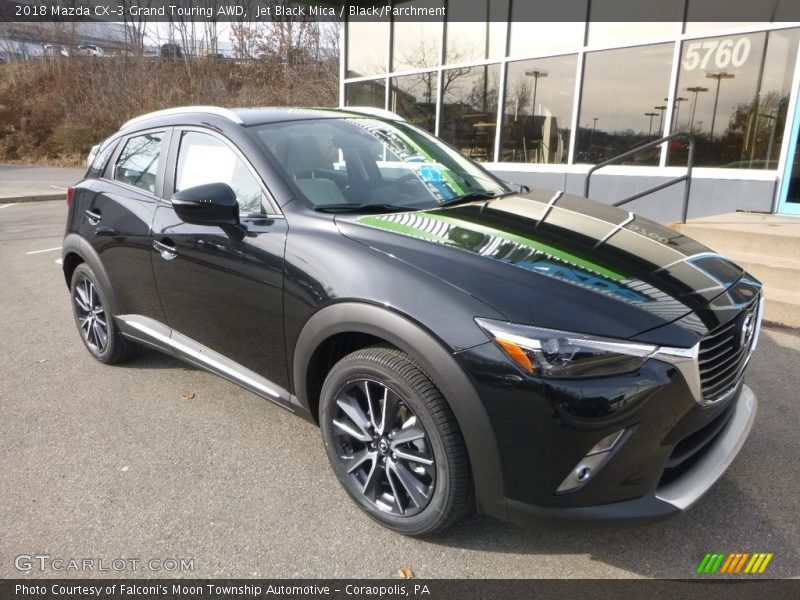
[{"left": 340, "top": 6, "right": 800, "bottom": 223}]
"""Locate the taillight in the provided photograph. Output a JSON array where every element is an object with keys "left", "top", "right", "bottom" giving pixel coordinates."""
[{"left": 66, "top": 186, "right": 75, "bottom": 206}]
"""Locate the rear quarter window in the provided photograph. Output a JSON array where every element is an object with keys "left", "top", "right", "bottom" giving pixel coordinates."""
[{"left": 86, "top": 138, "right": 119, "bottom": 179}]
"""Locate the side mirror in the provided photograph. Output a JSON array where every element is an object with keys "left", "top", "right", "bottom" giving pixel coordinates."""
[{"left": 171, "top": 183, "right": 246, "bottom": 240}]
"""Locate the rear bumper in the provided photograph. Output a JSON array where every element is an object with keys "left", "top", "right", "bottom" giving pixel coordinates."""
[{"left": 504, "top": 384, "right": 757, "bottom": 526}]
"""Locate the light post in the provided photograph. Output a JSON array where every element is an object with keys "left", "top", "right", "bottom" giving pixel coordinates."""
[
  {"left": 706, "top": 71, "right": 735, "bottom": 138},
  {"left": 654, "top": 105, "right": 667, "bottom": 134},
  {"left": 525, "top": 69, "right": 548, "bottom": 117},
  {"left": 591, "top": 117, "right": 599, "bottom": 145},
  {"left": 686, "top": 86, "right": 709, "bottom": 133},
  {"left": 667, "top": 96, "right": 688, "bottom": 130},
  {"left": 645, "top": 112, "right": 659, "bottom": 136}
]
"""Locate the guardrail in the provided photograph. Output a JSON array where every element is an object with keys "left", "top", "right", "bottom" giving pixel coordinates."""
[{"left": 583, "top": 132, "right": 695, "bottom": 223}]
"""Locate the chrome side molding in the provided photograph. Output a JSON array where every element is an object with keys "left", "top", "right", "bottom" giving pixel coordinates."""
[
  {"left": 115, "top": 314, "right": 294, "bottom": 411},
  {"left": 652, "top": 344, "right": 702, "bottom": 403}
]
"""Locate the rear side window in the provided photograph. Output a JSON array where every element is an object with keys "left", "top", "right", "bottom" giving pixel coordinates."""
[{"left": 113, "top": 132, "right": 163, "bottom": 194}]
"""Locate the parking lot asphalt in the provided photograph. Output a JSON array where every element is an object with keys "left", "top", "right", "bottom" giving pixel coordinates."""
[
  {"left": 0, "top": 164, "right": 84, "bottom": 202},
  {"left": 1, "top": 200, "right": 799, "bottom": 579}
]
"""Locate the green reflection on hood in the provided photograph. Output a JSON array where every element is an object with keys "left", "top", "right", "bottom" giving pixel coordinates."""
[{"left": 358, "top": 210, "right": 625, "bottom": 282}]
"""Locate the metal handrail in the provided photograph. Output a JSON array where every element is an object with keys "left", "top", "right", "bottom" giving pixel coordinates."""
[{"left": 583, "top": 132, "right": 695, "bottom": 223}]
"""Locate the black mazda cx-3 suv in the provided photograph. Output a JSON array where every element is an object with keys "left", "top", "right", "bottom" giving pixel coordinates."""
[{"left": 63, "top": 106, "right": 763, "bottom": 535}]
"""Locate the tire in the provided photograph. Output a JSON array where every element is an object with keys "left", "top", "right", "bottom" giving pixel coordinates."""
[
  {"left": 69, "top": 263, "right": 136, "bottom": 364},
  {"left": 319, "top": 345, "right": 472, "bottom": 536}
]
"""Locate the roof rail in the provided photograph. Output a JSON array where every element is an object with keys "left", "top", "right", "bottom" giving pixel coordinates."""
[
  {"left": 343, "top": 106, "right": 405, "bottom": 121},
  {"left": 121, "top": 106, "right": 244, "bottom": 129}
]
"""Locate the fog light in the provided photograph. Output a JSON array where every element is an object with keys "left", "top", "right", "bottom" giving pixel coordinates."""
[{"left": 557, "top": 430, "right": 625, "bottom": 494}]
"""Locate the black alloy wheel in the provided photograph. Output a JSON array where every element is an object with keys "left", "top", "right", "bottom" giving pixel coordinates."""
[
  {"left": 320, "top": 346, "right": 472, "bottom": 535},
  {"left": 70, "top": 263, "right": 135, "bottom": 364}
]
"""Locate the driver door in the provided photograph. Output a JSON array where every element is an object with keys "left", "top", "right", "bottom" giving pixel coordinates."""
[{"left": 150, "top": 127, "right": 290, "bottom": 392}]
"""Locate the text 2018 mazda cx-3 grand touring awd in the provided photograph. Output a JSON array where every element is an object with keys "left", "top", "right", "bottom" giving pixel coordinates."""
[{"left": 64, "top": 106, "right": 762, "bottom": 535}]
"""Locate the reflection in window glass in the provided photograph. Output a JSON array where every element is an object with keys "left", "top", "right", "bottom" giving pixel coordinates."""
[
  {"left": 670, "top": 29, "right": 799, "bottom": 168},
  {"left": 588, "top": 0, "right": 681, "bottom": 45},
  {"left": 390, "top": 73, "right": 437, "bottom": 133},
  {"left": 588, "top": 22, "right": 680, "bottom": 47},
  {"left": 446, "top": 21, "right": 508, "bottom": 64},
  {"left": 391, "top": 0, "right": 444, "bottom": 72},
  {"left": 346, "top": 18, "right": 389, "bottom": 78},
  {"left": 509, "top": 22, "right": 586, "bottom": 59},
  {"left": 500, "top": 54, "right": 576, "bottom": 164},
  {"left": 577, "top": 43, "right": 673, "bottom": 165},
  {"left": 345, "top": 80, "right": 386, "bottom": 109},
  {"left": 439, "top": 64, "right": 501, "bottom": 162},
  {"left": 176, "top": 132, "right": 265, "bottom": 214},
  {"left": 445, "top": 0, "right": 508, "bottom": 63},
  {"left": 114, "top": 132, "right": 162, "bottom": 194}
]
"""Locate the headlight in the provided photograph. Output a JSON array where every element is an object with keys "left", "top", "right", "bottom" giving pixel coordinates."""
[{"left": 475, "top": 318, "right": 657, "bottom": 379}]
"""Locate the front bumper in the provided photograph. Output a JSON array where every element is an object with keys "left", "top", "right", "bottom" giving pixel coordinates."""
[{"left": 503, "top": 384, "right": 757, "bottom": 525}]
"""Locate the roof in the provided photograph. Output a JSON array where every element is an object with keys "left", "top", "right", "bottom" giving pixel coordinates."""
[{"left": 120, "top": 106, "right": 404, "bottom": 131}]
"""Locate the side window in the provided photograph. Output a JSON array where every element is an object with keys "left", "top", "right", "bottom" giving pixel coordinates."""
[
  {"left": 113, "top": 132, "right": 163, "bottom": 194},
  {"left": 175, "top": 131, "right": 266, "bottom": 215},
  {"left": 87, "top": 138, "right": 118, "bottom": 179}
]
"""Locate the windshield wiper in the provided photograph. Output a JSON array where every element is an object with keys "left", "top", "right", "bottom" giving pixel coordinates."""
[
  {"left": 314, "top": 203, "right": 419, "bottom": 214},
  {"left": 437, "top": 191, "right": 500, "bottom": 208}
]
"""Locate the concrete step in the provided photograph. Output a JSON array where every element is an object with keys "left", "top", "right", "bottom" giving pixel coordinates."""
[
  {"left": 725, "top": 252, "right": 800, "bottom": 292},
  {"left": 670, "top": 213, "right": 800, "bottom": 328},
  {"left": 762, "top": 288, "right": 800, "bottom": 329},
  {"left": 671, "top": 213, "right": 800, "bottom": 259}
]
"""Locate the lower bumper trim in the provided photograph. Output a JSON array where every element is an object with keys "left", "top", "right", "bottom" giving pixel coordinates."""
[
  {"left": 655, "top": 384, "right": 757, "bottom": 510},
  {"left": 501, "top": 384, "right": 757, "bottom": 526}
]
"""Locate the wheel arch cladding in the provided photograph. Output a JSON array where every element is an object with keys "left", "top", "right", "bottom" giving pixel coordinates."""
[
  {"left": 62, "top": 233, "right": 121, "bottom": 315},
  {"left": 293, "top": 301, "right": 507, "bottom": 520}
]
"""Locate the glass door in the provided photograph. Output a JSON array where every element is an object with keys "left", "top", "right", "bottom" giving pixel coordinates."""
[{"left": 778, "top": 89, "right": 800, "bottom": 215}]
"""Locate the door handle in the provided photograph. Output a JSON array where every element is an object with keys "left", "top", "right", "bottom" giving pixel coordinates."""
[
  {"left": 152, "top": 239, "right": 178, "bottom": 261},
  {"left": 85, "top": 209, "right": 102, "bottom": 225}
]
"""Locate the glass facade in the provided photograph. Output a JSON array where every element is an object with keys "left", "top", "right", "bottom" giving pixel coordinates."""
[
  {"left": 577, "top": 43, "right": 674, "bottom": 165},
  {"left": 669, "top": 28, "right": 800, "bottom": 168},
  {"left": 390, "top": 73, "right": 437, "bottom": 132},
  {"left": 502, "top": 54, "right": 577, "bottom": 163},
  {"left": 391, "top": 1, "right": 444, "bottom": 72},
  {"left": 439, "top": 64, "right": 501, "bottom": 161},
  {"left": 343, "top": 10, "right": 800, "bottom": 177}
]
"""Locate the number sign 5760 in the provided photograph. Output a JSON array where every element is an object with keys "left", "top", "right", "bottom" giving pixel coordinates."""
[{"left": 683, "top": 37, "right": 751, "bottom": 71}]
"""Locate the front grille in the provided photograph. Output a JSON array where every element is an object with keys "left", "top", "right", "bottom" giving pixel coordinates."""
[{"left": 698, "top": 299, "right": 759, "bottom": 404}]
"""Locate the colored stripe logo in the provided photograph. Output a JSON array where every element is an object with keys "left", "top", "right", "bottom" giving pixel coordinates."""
[{"left": 696, "top": 552, "right": 773, "bottom": 574}]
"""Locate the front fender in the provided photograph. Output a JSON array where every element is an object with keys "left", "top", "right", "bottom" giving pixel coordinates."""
[{"left": 293, "top": 301, "right": 507, "bottom": 521}]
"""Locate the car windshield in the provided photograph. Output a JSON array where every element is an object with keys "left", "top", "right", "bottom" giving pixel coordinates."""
[{"left": 248, "top": 116, "right": 508, "bottom": 211}]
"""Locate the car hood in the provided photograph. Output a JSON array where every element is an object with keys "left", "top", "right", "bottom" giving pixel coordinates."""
[{"left": 334, "top": 189, "right": 760, "bottom": 342}]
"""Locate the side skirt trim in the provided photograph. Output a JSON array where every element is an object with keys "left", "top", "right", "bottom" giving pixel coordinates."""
[{"left": 116, "top": 314, "right": 295, "bottom": 412}]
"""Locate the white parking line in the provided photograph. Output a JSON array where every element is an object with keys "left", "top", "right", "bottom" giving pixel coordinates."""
[
  {"left": 55, "top": 258, "right": 63, "bottom": 265},
  {"left": 0, "top": 203, "right": 17, "bottom": 209},
  {"left": 26, "top": 246, "right": 62, "bottom": 255},
  {"left": 50, "top": 185, "right": 68, "bottom": 191}
]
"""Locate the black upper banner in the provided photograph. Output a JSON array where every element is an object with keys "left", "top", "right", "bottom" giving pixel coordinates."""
[
  {"left": 2, "top": 0, "right": 800, "bottom": 23},
  {"left": 1, "top": 579, "right": 800, "bottom": 600}
]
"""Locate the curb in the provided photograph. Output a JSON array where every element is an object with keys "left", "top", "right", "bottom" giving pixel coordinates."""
[{"left": 0, "top": 193, "right": 65, "bottom": 204}]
